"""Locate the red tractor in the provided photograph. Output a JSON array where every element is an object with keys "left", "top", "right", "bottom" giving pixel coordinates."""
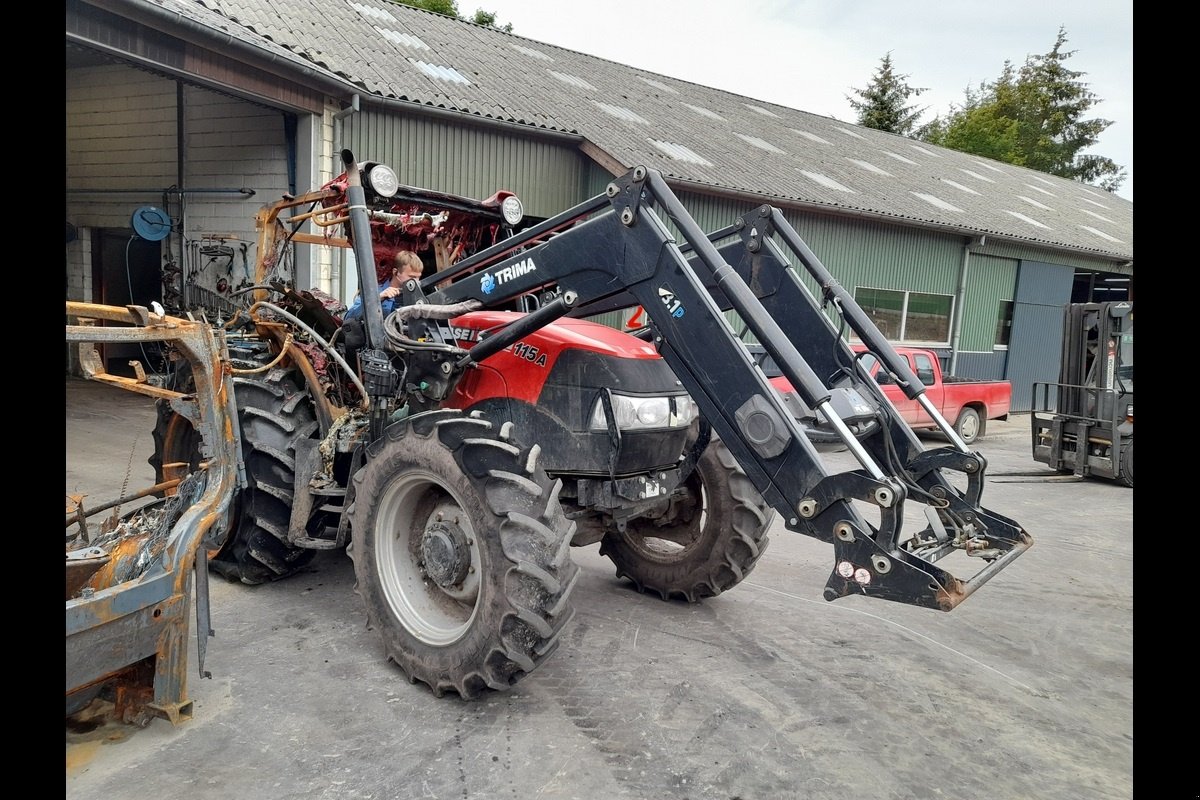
[
  {"left": 148, "top": 152, "right": 1030, "bottom": 698},
  {"left": 155, "top": 159, "right": 773, "bottom": 604}
]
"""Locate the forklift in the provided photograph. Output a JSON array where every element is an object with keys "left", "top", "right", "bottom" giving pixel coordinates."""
[{"left": 1032, "top": 301, "right": 1133, "bottom": 486}]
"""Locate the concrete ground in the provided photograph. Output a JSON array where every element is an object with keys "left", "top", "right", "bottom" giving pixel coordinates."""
[{"left": 65, "top": 376, "right": 1132, "bottom": 800}]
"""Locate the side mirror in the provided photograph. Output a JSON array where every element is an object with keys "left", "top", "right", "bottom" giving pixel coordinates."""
[
  {"left": 917, "top": 368, "right": 935, "bottom": 386},
  {"left": 875, "top": 371, "right": 894, "bottom": 385}
]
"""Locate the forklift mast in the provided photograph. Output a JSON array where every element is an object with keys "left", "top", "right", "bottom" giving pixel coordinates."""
[
  {"left": 1059, "top": 301, "right": 1134, "bottom": 413},
  {"left": 1031, "top": 301, "right": 1133, "bottom": 486}
]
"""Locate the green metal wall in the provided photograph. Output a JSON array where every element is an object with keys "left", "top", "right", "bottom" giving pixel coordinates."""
[
  {"left": 972, "top": 242, "right": 1122, "bottom": 273},
  {"left": 342, "top": 110, "right": 588, "bottom": 219},
  {"left": 332, "top": 112, "right": 1114, "bottom": 373},
  {"left": 958, "top": 254, "right": 1018, "bottom": 352},
  {"left": 583, "top": 162, "right": 617, "bottom": 198},
  {"left": 584, "top": 187, "right": 1025, "bottom": 348}
]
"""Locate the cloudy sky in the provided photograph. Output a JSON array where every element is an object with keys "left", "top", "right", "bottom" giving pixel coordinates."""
[{"left": 485, "top": 0, "right": 1133, "bottom": 202}]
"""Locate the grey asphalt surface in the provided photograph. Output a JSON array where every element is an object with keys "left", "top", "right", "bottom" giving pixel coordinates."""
[{"left": 65, "top": 376, "right": 1133, "bottom": 800}]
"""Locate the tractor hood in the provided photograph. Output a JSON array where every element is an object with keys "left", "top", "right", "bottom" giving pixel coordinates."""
[{"left": 447, "top": 310, "right": 662, "bottom": 361}]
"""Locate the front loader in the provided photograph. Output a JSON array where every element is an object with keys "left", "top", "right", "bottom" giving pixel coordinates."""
[{"left": 139, "top": 151, "right": 1031, "bottom": 701}]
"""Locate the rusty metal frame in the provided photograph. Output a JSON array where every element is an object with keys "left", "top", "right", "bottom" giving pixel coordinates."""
[{"left": 66, "top": 301, "right": 242, "bottom": 725}]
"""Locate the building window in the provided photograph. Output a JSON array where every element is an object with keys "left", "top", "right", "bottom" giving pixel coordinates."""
[
  {"left": 852, "top": 287, "right": 953, "bottom": 345},
  {"left": 994, "top": 300, "right": 1013, "bottom": 348}
]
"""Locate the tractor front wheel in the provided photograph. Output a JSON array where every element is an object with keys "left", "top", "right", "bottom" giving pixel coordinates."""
[
  {"left": 599, "top": 437, "right": 774, "bottom": 603},
  {"left": 347, "top": 411, "right": 579, "bottom": 698}
]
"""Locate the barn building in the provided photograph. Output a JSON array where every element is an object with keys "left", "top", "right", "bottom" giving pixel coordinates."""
[{"left": 66, "top": 0, "right": 1133, "bottom": 410}]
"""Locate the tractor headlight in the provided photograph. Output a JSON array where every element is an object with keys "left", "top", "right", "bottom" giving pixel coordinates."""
[
  {"left": 501, "top": 194, "right": 524, "bottom": 226},
  {"left": 588, "top": 393, "right": 699, "bottom": 432},
  {"left": 364, "top": 163, "right": 400, "bottom": 198},
  {"left": 1125, "top": 403, "right": 1133, "bottom": 423},
  {"left": 670, "top": 395, "right": 699, "bottom": 428}
]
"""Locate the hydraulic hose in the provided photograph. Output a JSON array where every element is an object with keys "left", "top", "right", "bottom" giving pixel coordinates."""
[{"left": 249, "top": 301, "right": 369, "bottom": 410}]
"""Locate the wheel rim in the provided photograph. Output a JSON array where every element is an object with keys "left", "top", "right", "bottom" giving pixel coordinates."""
[
  {"left": 374, "top": 471, "right": 481, "bottom": 646},
  {"left": 959, "top": 413, "right": 979, "bottom": 441}
]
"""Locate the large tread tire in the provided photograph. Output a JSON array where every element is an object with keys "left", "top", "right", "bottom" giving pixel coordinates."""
[
  {"left": 347, "top": 410, "right": 579, "bottom": 699},
  {"left": 599, "top": 437, "right": 774, "bottom": 603},
  {"left": 147, "top": 343, "right": 320, "bottom": 584},
  {"left": 211, "top": 353, "right": 321, "bottom": 584}
]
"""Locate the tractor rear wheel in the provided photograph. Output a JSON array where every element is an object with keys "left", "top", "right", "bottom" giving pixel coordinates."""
[
  {"left": 212, "top": 347, "right": 320, "bottom": 584},
  {"left": 148, "top": 343, "right": 320, "bottom": 584},
  {"left": 347, "top": 410, "right": 578, "bottom": 698},
  {"left": 599, "top": 437, "right": 774, "bottom": 603}
]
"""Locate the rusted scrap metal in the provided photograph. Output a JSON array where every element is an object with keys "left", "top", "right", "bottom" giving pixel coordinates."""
[
  {"left": 65, "top": 479, "right": 183, "bottom": 532},
  {"left": 66, "top": 301, "right": 241, "bottom": 726},
  {"left": 65, "top": 547, "right": 110, "bottom": 601},
  {"left": 66, "top": 499, "right": 172, "bottom": 599}
]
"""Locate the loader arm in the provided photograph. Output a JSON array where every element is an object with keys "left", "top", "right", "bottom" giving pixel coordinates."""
[{"left": 395, "top": 165, "right": 1031, "bottom": 612}]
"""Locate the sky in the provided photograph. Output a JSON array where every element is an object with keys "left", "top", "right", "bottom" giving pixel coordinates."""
[{"left": 483, "top": 0, "right": 1133, "bottom": 202}]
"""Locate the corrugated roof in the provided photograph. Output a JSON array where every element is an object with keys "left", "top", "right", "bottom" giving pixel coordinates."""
[{"left": 132, "top": 0, "right": 1134, "bottom": 260}]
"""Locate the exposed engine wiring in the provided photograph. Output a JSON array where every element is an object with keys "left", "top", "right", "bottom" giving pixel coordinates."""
[
  {"left": 383, "top": 300, "right": 482, "bottom": 352},
  {"left": 249, "top": 301, "right": 369, "bottom": 410}
]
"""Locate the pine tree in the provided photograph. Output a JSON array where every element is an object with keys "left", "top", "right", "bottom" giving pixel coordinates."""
[
  {"left": 921, "top": 27, "right": 1126, "bottom": 191},
  {"left": 847, "top": 53, "right": 930, "bottom": 137}
]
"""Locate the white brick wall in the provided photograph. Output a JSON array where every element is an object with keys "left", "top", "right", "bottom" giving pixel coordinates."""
[
  {"left": 64, "top": 231, "right": 93, "bottom": 374},
  {"left": 67, "top": 66, "right": 177, "bottom": 234}
]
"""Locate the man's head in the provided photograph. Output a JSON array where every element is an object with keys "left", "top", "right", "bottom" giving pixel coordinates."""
[{"left": 392, "top": 250, "right": 424, "bottom": 285}]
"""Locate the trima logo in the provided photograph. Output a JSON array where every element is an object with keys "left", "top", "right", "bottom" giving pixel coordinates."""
[
  {"left": 658, "top": 286, "right": 685, "bottom": 318},
  {"left": 480, "top": 257, "right": 537, "bottom": 295}
]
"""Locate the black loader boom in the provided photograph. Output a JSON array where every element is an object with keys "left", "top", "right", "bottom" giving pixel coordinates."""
[{"left": 379, "top": 157, "right": 1033, "bottom": 611}]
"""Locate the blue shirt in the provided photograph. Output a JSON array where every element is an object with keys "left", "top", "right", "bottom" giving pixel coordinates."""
[{"left": 343, "top": 279, "right": 398, "bottom": 322}]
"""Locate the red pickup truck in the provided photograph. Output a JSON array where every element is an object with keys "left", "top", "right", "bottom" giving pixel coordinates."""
[{"left": 763, "top": 345, "right": 1012, "bottom": 445}]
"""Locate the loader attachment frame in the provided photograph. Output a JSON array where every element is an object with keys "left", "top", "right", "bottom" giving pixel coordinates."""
[
  {"left": 66, "top": 302, "right": 241, "bottom": 724},
  {"left": 401, "top": 166, "right": 1031, "bottom": 611}
]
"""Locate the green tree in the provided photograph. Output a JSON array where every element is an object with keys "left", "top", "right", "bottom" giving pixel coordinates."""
[
  {"left": 469, "top": 9, "right": 512, "bottom": 32},
  {"left": 846, "top": 52, "right": 929, "bottom": 137},
  {"left": 921, "top": 27, "right": 1126, "bottom": 192},
  {"left": 398, "top": 0, "right": 458, "bottom": 15},
  {"left": 394, "top": 0, "right": 511, "bottom": 32}
]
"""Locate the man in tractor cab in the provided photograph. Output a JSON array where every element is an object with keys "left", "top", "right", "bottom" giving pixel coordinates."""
[{"left": 343, "top": 249, "right": 425, "bottom": 322}]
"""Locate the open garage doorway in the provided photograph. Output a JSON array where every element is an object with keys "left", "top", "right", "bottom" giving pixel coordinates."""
[{"left": 91, "top": 228, "right": 167, "bottom": 378}]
